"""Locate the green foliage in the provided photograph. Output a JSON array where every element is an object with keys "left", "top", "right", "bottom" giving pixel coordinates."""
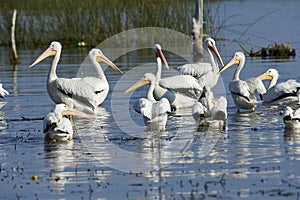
[{"left": 0, "top": 0, "right": 215, "bottom": 47}]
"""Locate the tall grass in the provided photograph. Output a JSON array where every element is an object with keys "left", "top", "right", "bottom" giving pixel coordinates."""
[{"left": 0, "top": 0, "right": 216, "bottom": 47}]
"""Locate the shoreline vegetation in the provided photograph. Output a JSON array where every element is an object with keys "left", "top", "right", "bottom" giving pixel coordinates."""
[{"left": 0, "top": 0, "right": 217, "bottom": 48}]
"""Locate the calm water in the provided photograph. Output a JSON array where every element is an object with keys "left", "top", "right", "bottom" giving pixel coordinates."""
[{"left": 1, "top": 0, "right": 300, "bottom": 199}]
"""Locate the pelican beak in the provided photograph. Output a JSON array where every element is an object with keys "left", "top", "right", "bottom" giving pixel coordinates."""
[
  {"left": 156, "top": 48, "right": 169, "bottom": 70},
  {"left": 257, "top": 72, "right": 273, "bottom": 81},
  {"left": 123, "top": 78, "right": 150, "bottom": 94},
  {"left": 96, "top": 53, "right": 123, "bottom": 74},
  {"left": 208, "top": 44, "right": 224, "bottom": 66},
  {"left": 62, "top": 107, "right": 96, "bottom": 119},
  {"left": 218, "top": 56, "right": 239, "bottom": 74},
  {"left": 211, "top": 97, "right": 216, "bottom": 104},
  {"left": 29, "top": 47, "right": 56, "bottom": 68}
]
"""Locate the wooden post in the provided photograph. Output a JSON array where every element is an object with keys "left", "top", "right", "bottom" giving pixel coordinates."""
[
  {"left": 11, "top": 9, "right": 18, "bottom": 64},
  {"left": 192, "top": 0, "right": 203, "bottom": 62}
]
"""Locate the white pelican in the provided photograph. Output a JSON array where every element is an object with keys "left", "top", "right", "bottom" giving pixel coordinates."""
[
  {"left": 0, "top": 83, "right": 9, "bottom": 98},
  {"left": 74, "top": 48, "right": 123, "bottom": 106},
  {"left": 193, "top": 87, "right": 227, "bottom": 130},
  {"left": 29, "top": 41, "right": 121, "bottom": 114},
  {"left": 152, "top": 44, "right": 203, "bottom": 110},
  {"left": 219, "top": 52, "right": 262, "bottom": 112},
  {"left": 257, "top": 68, "right": 300, "bottom": 104},
  {"left": 283, "top": 106, "right": 300, "bottom": 129},
  {"left": 177, "top": 37, "right": 224, "bottom": 89},
  {"left": 124, "top": 73, "right": 171, "bottom": 131},
  {"left": 43, "top": 103, "right": 94, "bottom": 141}
]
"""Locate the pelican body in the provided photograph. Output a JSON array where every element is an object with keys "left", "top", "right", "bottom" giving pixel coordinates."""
[
  {"left": 193, "top": 87, "right": 227, "bottom": 130},
  {"left": 152, "top": 44, "right": 203, "bottom": 110},
  {"left": 124, "top": 73, "right": 171, "bottom": 131},
  {"left": 75, "top": 48, "right": 123, "bottom": 106},
  {"left": 43, "top": 104, "right": 82, "bottom": 141},
  {"left": 257, "top": 68, "right": 300, "bottom": 104},
  {"left": 283, "top": 106, "right": 300, "bottom": 129},
  {"left": 29, "top": 41, "right": 122, "bottom": 114},
  {"left": 178, "top": 38, "right": 224, "bottom": 89},
  {"left": 219, "top": 52, "right": 263, "bottom": 112}
]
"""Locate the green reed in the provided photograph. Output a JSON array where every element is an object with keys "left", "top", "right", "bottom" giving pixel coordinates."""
[{"left": 0, "top": 0, "right": 216, "bottom": 47}]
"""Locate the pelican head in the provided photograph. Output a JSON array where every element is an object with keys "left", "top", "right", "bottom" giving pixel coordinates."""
[
  {"left": 218, "top": 52, "right": 245, "bottom": 74},
  {"left": 153, "top": 44, "right": 169, "bottom": 69},
  {"left": 89, "top": 48, "right": 123, "bottom": 74},
  {"left": 29, "top": 41, "right": 62, "bottom": 68},
  {"left": 204, "top": 38, "right": 224, "bottom": 66},
  {"left": 257, "top": 68, "right": 279, "bottom": 81},
  {"left": 123, "top": 73, "right": 156, "bottom": 94}
]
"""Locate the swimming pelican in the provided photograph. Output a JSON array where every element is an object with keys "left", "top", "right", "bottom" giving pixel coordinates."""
[
  {"left": 43, "top": 103, "right": 94, "bottom": 141},
  {"left": 124, "top": 73, "right": 171, "bottom": 131},
  {"left": 152, "top": 44, "right": 203, "bottom": 110},
  {"left": 257, "top": 68, "right": 300, "bottom": 104},
  {"left": 193, "top": 87, "right": 227, "bottom": 130},
  {"left": 178, "top": 38, "right": 224, "bottom": 89},
  {"left": 219, "top": 52, "right": 262, "bottom": 112},
  {"left": 29, "top": 41, "right": 121, "bottom": 114},
  {"left": 283, "top": 106, "right": 300, "bottom": 129},
  {"left": 74, "top": 48, "right": 123, "bottom": 106},
  {"left": 0, "top": 83, "right": 9, "bottom": 98}
]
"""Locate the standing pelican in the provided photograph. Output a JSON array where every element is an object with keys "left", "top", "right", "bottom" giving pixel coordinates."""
[
  {"left": 257, "top": 68, "right": 300, "bottom": 104},
  {"left": 283, "top": 106, "right": 300, "bottom": 129},
  {"left": 193, "top": 87, "right": 227, "bottom": 130},
  {"left": 29, "top": 41, "right": 121, "bottom": 114},
  {"left": 75, "top": 48, "right": 123, "bottom": 106},
  {"left": 178, "top": 38, "right": 224, "bottom": 89},
  {"left": 124, "top": 73, "right": 171, "bottom": 131},
  {"left": 219, "top": 52, "right": 262, "bottom": 112},
  {"left": 152, "top": 44, "right": 203, "bottom": 110},
  {"left": 43, "top": 103, "right": 94, "bottom": 141}
]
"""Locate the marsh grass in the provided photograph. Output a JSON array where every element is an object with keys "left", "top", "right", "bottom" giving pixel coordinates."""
[{"left": 0, "top": 0, "right": 216, "bottom": 47}]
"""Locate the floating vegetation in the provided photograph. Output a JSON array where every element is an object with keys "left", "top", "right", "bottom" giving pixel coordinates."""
[
  {"left": 0, "top": 0, "right": 217, "bottom": 47},
  {"left": 239, "top": 42, "right": 296, "bottom": 58}
]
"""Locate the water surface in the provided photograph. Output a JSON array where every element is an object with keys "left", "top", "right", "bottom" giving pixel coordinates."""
[{"left": 1, "top": 1, "right": 300, "bottom": 199}]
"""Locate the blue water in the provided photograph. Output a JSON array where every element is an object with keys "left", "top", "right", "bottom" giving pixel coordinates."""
[{"left": 1, "top": 1, "right": 300, "bottom": 199}]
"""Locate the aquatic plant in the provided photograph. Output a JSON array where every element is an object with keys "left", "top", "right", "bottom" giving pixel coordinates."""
[
  {"left": 239, "top": 42, "right": 296, "bottom": 58},
  {"left": 0, "top": 0, "right": 217, "bottom": 47}
]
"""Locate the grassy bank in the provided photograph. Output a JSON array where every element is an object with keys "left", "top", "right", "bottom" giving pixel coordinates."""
[{"left": 0, "top": 0, "right": 216, "bottom": 47}]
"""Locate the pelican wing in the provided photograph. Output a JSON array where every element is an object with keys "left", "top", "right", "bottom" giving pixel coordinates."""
[
  {"left": 229, "top": 80, "right": 251, "bottom": 101},
  {"left": 136, "top": 98, "right": 153, "bottom": 119},
  {"left": 73, "top": 77, "right": 107, "bottom": 94},
  {"left": 293, "top": 107, "right": 300, "bottom": 118},
  {"left": 55, "top": 78, "right": 97, "bottom": 109},
  {"left": 246, "top": 77, "right": 266, "bottom": 96},
  {"left": 159, "top": 75, "right": 203, "bottom": 98},
  {"left": 178, "top": 63, "right": 212, "bottom": 78},
  {"left": 43, "top": 112, "right": 58, "bottom": 133},
  {"left": 275, "top": 79, "right": 300, "bottom": 93},
  {"left": 0, "top": 83, "right": 9, "bottom": 98},
  {"left": 211, "top": 96, "right": 227, "bottom": 120},
  {"left": 192, "top": 102, "right": 208, "bottom": 121},
  {"left": 264, "top": 79, "right": 300, "bottom": 102},
  {"left": 152, "top": 98, "right": 171, "bottom": 118},
  {"left": 54, "top": 117, "right": 73, "bottom": 135}
]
